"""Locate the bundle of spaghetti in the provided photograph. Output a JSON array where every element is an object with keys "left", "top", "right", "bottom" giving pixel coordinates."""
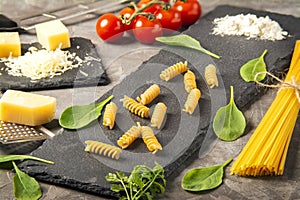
[{"left": 231, "top": 40, "right": 300, "bottom": 176}]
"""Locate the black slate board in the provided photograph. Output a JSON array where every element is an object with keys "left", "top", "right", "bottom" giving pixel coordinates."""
[
  {"left": 0, "top": 37, "right": 109, "bottom": 91},
  {"left": 18, "top": 5, "right": 300, "bottom": 198}
]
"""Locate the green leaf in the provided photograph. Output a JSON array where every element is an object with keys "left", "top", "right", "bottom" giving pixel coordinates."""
[
  {"left": 111, "top": 184, "right": 124, "bottom": 192},
  {"left": 240, "top": 49, "right": 268, "bottom": 82},
  {"left": 105, "top": 173, "right": 119, "bottom": 183},
  {"left": 213, "top": 86, "right": 246, "bottom": 141},
  {"left": 181, "top": 158, "right": 232, "bottom": 192},
  {"left": 59, "top": 95, "right": 113, "bottom": 129},
  {"left": 12, "top": 161, "right": 42, "bottom": 200},
  {"left": 0, "top": 155, "right": 54, "bottom": 165},
  {"left": 156, "top": 34, "right": 221, "bottom": 59}
]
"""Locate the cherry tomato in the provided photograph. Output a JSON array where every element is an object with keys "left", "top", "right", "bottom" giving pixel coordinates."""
[
  {"left": 119, "top": 7, "right": 135, "bottom": 32},
  {"left": 155, "top": 6, "right": 182, "bottom": 34},
  {"left": 173, "top": 0, "right": 202, "bottom": 26},
  {"left": 133, "top": 15, "right": 163, "bottom": 44},
  {"left": 96, "top": 13, "right": 124, "bottom": 43}
]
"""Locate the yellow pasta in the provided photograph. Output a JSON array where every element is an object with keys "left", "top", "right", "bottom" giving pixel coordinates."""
[
  {"left": 160, "top": 61, "right": 188, "bottom": 81},
  {"left": 142, "top": 126, "right": 162, "bottom": 154},
  {"left": 121, "top": 95, "right": 150, "bottom": 118},
  {"left": 136, "top": 84, "right": 160, "bottom": 105},
  {"left": 151, "top": 102, "right": 167, "bottom": 129},
  {"left": 117, "top": 122, "right": 142, "bottom": 149},
  {"left": 230, "top": 41, "right": 300, "bottom": 176},
  {"left": 85, "top": 140, "right": 122, "bottom": 160},
  {"left": 182, "top": 88, "right": 201, "bottom": 114},
  {"left": 184, "top": 70, "right": 197, "bottom": 93},
  {"left": 205, "top": 64, "right": 218, "bottom": 88},
  {"left": 102, "top": 102, "right": 117, "bottom": 129}
]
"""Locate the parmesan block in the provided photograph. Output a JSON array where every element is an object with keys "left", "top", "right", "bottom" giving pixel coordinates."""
[
  {"left": 0, "top": 90, "right": 56, "bottom": 126},
  {"left": 35, "top": 20, "right": 71, "bottom": 50},
  {"left": 0, "top": 32, "right": 21, "bottom": 58}
]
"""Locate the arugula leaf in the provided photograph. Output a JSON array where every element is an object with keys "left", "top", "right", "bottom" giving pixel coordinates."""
[
  {"left": 156, "top": 34, "right": 221, "bottom": 59},
  {"left": 240, "top": 49, "right": 268, "bottom": 82},
  {"left": 181, "top": 158, "right": 232, "bottom": 192},
  {"left": 59, "top": 95, "right": 113, "bottom": 129},
  {"left": 0, "top": 155, "right": 54, "bottom": 165},
  {"left": 105, "top": 162, "right": 166, "bottom": 200},
  {"left": 12, "top": 161, "right": 42, "bottom": 200}
]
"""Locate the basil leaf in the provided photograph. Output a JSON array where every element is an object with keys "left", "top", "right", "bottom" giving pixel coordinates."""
[
  {"left": 156, "top": 34, "right": 221, "bottom": 59},
  {"left": 12, "top": 161, "right": 42, "bottom": 200},
  {"left": 181, "top": 158, "right": 232, "bottom": 192},
  {"left": 59, "top": 95, "right": 113, "bottom": 129},
  {"left": 0, "top": 155, "right": 54, "bottom": 165},
  {"left": 213, "top": 86, "right": 246, "bottom": 141},
  {"left": 240, "top": 49, "right": 268, "bottom": 82}
]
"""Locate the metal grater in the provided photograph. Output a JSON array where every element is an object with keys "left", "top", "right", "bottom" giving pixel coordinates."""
[
  {"left": 18, "top": 0, "right": 132, "bottom": 33},
  {"left": 0, "top": 120, "right": 55, "bottom": 144}
]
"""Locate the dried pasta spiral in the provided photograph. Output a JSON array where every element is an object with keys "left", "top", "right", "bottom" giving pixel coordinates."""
[
  {"left": 160, "top": 61, "right": 188, "bottom": 81},
  {"left": 136, "top": 84, "right": 160, "bottom": 105},
  {"left": 85, "top": 140, "right": 122, "bottom": 160},
  {"left": 184, "top": 70, "right": 197, "bottom": 93},
  {"left": 205, "top": 64, "right": 218, "bottom": 88},
  {"left": 183, "top": 88, "right": 201, "bottom": 114},
  {"left": 142, "top": 126, "right": 162, "bottom": 154},
  {"left": 103, "top": 102, "right": 117, "bottom": 129},
  {"left": 122, "top": 95, "right": 150, "bottom": 118},
  {"left": 151, "top": 102, "right": 167, "bottom": 129},
  {"left": 117, "top": 122, "right": 142, "bottom": 149}
]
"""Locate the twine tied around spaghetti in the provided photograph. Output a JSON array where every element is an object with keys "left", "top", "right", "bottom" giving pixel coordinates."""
[{"left": 254, "top": 71, "right": 300, "bottom": 102}]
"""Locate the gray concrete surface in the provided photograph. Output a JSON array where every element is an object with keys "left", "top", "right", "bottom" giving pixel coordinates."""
[{"left": 1, "top": 0, "right": 300, "bottom": 199}]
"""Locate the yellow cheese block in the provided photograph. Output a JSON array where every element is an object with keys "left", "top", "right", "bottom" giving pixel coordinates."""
[
  {"left": 35, "top": 20, "right": 71, "bottom": 50},
  {"left": 0, "top": 90, "right": 56, "bottom": 126},
  {"left": 0, "top": 32, "right": 21, "bottom": 58}
]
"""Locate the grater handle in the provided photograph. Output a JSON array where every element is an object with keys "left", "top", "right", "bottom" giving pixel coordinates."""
[{"left": 36, "top": 126, "right": 56, "bottom": 138}]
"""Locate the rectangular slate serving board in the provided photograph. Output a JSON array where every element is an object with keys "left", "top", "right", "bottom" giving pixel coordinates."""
[
  {"left": 0, "top": 37, "right": 109, "bottom": 91},
  {"left": 17, "top": 5, "right": 300, "bottom": 199}
]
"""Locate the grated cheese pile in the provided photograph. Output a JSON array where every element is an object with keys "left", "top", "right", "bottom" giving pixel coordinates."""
[
  {"left": 212, "top": 14, "right": 288, "bottom": 41},
  {"left": 0, "top": 46, "right": 83, "bottom": 80}
]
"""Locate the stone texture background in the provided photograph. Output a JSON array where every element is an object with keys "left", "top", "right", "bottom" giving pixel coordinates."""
[{"left": 1, "top": 0, "right": 300, "bottom": 199}]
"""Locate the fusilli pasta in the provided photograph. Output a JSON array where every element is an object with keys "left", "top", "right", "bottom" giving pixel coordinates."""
[
  {"left": 117, "top": 122, "right": 142, "bottom": 149},
  {"left": 121, "top": 95, "right": 150, "bottom": 118},
  {"left": 160, "top": 61, "right": 188, "bottom": 81},
  {"left": 184, "top": 70, "right": 197, "bottom": 93},
  {"left": 142, "top": 126, "right": 162, "bottom": 154},
  {"left": 103, "top": 102, "right": 117, "bottom": 129},
  {"left": 183, "top": 88, "right": 201, "bottom": 114},
  {"left": 205, "top": 64, "right": 218, "bottom": 88},
  {"left": 136, "top": 84, "right": 160, "bottom": 105},
  {"left": 85, "top": 140, "right": 122, "bottom": 160},
  {"left": 151, "top": 102, "right": 167, "bottom": 129}
]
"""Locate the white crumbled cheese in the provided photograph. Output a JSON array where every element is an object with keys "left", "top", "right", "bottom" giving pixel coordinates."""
[
  {"left": 0, "top": 46, "right": 83, "bottom": 80},
  {"left": 212, "top": 14, "right": 288, "bottom": 41}
]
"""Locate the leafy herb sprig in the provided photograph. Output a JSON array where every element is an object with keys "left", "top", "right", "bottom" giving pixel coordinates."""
[{"left": 106, "top": 162, "right": 166, "bottom": 200}]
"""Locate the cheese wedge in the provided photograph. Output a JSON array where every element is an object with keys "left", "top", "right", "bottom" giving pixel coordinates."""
[
  {"left": 0, "top": 90, "right": 56, "bottom": 126},
  {"left": 0, "top": 32, "right": 21, "bottom": 58},
  {"left": 35, "top": 20, "right": 71, "bottom": 50}
]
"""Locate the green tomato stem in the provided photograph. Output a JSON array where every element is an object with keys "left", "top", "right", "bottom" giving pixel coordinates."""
[{"left": 125, "top": 0, "right": 166, "bottom": 24}]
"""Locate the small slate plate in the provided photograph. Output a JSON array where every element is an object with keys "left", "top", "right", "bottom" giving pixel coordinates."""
[
  {"left": 18, "top": 5, "right": 300, "bottom": 199},
  {"left": 0, "top": 37, "right": 109, "bottom": 91}
]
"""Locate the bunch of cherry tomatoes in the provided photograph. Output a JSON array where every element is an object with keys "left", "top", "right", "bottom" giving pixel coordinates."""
[{"left": 96, "top": 0, "right": 202, "bottom": 44}]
